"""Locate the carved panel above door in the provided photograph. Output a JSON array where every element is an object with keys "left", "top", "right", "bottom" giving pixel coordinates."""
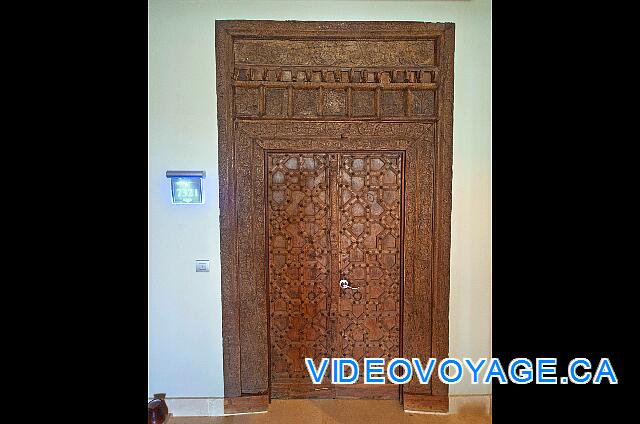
[{"left": 216, "top": 20, "right": 454, "bottom": 413}]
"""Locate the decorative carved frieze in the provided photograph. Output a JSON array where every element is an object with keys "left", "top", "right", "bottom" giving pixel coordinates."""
[
  {"left": 234, "top": 39, "right": 435, "bottom": 67},
  {"left": 235, "top": 120, "right": 433, "bottom": 139}
]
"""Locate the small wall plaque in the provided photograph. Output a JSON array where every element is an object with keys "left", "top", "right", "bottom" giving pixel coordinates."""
[{"left": 166, "top": 170, "right": 205, "bottom": 204}]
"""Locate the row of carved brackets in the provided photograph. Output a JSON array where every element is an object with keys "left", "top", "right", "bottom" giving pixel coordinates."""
[{"left": 235, "top": 67, "right": 438, "bottom": 84}]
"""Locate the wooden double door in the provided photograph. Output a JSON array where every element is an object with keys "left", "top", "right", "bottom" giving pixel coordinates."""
[
  {"left": 216, "top": 20, "right": 454, "bottom": 413},
  {"left": 268, "top": 152, "right": 403, "bottom": 399}
]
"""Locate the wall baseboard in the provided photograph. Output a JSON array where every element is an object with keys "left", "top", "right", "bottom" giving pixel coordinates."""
[
  {"left": 161, "top": 398, "right": 224, "bottom": 417},
  {"left": 157, "top": 394, "right": 492, "bottom": 417},
  {"left": 449, "top": 395, "right": 492, "bottom": 415}
]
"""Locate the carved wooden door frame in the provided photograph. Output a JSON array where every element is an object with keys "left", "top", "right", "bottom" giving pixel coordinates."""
[{"left": 215, "top": 20, "right": 454, "bottom": 414}]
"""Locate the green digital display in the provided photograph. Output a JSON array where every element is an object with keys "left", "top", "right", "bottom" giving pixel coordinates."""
[{"left": 170, "top": 177, "right": 203, "bottom": 204}]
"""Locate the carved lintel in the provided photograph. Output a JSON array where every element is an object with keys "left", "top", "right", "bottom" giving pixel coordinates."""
[
  {"left": 234, "top": 39, "right": 436, "bottom": 68},
  {"left": 236, "top": 120, "right": 433, "bottom": 140}
]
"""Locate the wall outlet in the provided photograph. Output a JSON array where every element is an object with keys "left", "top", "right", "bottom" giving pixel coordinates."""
[{"left": 195, "top": 260, "right": 210, "bottom": 272}]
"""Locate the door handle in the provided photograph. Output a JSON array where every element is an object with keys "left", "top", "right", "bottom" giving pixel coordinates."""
[{"left": 339, "top": 279, "right": 358, "bottom": 290}]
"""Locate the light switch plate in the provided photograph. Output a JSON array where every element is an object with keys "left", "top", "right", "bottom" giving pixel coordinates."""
[{"left": 195, "top": 260, "right": 210, "bottom": 272}]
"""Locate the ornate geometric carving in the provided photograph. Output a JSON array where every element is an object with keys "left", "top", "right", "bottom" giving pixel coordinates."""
[
  {"left": 268, "top": 152, "right": 403, "bottom": 388},
  {"left": 337, "top": 153, "right": 402, "bottom": 380},
  {"left": 268, "top": 153, "right": 331, "bottom": 382}
]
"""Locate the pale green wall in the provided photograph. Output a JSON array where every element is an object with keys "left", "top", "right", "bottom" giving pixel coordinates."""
[{"left": 149, "top": 0, "right": 491, "bottom": 396}]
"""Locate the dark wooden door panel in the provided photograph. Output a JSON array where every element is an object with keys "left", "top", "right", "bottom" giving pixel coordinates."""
[
  {"left": 268, "top": 153, "right": 334, "bottom": 398},
  {"left": 268, "top": 152, "right": 402, "bottom": 399},
  {"left": 336, "top": 153, "right": 402, "bottom": 389}
]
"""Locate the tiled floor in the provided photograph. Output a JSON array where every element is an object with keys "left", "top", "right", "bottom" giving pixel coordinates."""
[{"left": 169, "top": 399, "right": 491, "bottom": 424}]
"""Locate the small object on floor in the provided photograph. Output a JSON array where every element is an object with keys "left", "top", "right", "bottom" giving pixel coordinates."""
[{"left": 148, "top": 393, "right": 169, "bottom": 424}]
